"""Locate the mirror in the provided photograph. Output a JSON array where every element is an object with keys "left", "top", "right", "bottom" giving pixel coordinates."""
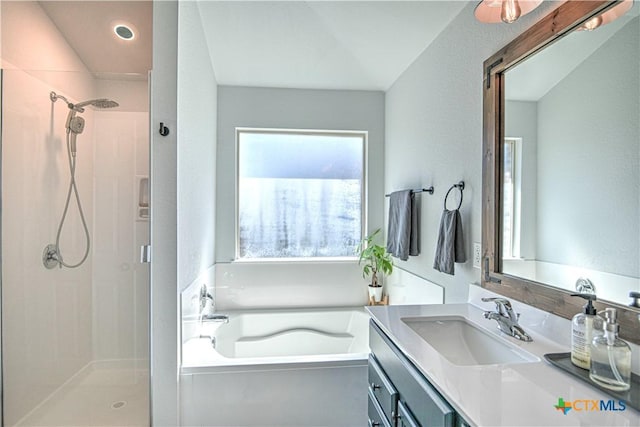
[
  {"left": 502, "top": 3, "right": 639, "bottom": 306},
  {"left": 482, "top": 0, "right": 640, "bottom": 344}
]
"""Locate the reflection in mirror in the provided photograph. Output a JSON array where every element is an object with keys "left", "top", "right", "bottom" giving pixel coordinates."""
[{"left": 501, "top": 4, "right": 639, "bottom": 306}]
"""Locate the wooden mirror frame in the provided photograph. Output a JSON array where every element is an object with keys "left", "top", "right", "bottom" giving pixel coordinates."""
[{"left": 481, "top": 0, "right": 640, "bottom": 344}]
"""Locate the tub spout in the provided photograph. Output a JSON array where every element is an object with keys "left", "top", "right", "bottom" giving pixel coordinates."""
[{"left": 199, "top": 334, "right": 217, "bottom": 348}]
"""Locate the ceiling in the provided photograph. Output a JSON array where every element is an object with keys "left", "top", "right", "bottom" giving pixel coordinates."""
[
  {"left": 39, "top": 0, "right": 152, "bottom": 79},
  {"left": 38, "top": 1, "right": 638, "bottom": 94},
  {"left": 40, "top": 1, "right": 467, "bottom": 90},
  {"left": 197, "top": 1, "right": 468, "bottom": 91}
]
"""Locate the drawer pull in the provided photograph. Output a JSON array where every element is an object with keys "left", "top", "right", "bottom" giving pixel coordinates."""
[
  {"left": 370, "top": 382, "right": 381, "bottom": 391},
  {"left": 369, "top": 421, "right": 380, "bottom": 427}
]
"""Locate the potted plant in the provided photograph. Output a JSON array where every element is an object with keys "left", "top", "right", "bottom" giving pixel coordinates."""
[{"left": 357, "top": 229, "right": 393, "bottom": 303}]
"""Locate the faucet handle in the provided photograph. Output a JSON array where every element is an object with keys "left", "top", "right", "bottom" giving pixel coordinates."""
[
  {"left": 481, "top": 297, "right": 513, "bottom": 316},
  {"left": 199, "top": 284, "right": 214, "bottom": 311},
  {"left": 481, "top": 297, "right": 512, "bottom": 307}
]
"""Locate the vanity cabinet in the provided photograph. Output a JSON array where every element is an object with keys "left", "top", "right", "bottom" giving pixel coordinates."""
[{"left": 368, "top": 320, "right": 469, "bottom": 427}]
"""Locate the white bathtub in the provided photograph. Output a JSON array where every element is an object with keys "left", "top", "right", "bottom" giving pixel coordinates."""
[
  {"left": 182, "top": 306, "right": 369, "bottom": 367},
  {"left": 180, "top": 307, "right": 369, "bottom": 426}
]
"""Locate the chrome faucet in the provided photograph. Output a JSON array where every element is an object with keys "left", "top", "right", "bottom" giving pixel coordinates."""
[
  {"left": 482, "top": 297, "right": 532, "bottom": 342},
  {"left": 199, "top": 284, "right": 229, "bottom": 323}
]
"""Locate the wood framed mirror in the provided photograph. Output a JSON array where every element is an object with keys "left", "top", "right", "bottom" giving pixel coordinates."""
[{"left": 482, "top": 0, "right": 640, "bottom": 344}]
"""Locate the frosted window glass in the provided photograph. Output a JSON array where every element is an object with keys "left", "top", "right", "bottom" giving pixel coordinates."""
[{"left": 237, "top": 130, "right": 364, "bottom": 259}]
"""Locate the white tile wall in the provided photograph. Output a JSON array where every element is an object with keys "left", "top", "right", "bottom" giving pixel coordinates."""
[{"left": 2, "top": 66, "right": 95, "bottom": 425}]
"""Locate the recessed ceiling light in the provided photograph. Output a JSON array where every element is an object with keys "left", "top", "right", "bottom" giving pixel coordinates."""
[{"left": 114, "top": 24, "right": 135, "bottom": 41}]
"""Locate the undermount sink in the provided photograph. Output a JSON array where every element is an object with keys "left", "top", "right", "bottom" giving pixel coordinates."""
[{"left": 401, "top": 316, "right": 539, "bottom": 366}]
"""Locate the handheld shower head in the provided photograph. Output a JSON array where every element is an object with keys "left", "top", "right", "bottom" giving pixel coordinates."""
[{"left": 53, "top": 93, "right": 118, "bottom": 156}]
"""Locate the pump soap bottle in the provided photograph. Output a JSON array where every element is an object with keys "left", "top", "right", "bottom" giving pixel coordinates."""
[
  {"left": 570, "top": 293, "right": 603, "bottom": 370},
  {"left": 590, "top": 308, "right": 631, "bottom": 391}
]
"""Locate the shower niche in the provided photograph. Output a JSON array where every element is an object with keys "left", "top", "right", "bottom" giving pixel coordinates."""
[{"left": 137, "top": 175, "right": 150, "bottom": 221}]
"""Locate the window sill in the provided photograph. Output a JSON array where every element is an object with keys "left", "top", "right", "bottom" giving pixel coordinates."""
[{"left": 232, "top": 257, "right": 359, "bottom": 265}]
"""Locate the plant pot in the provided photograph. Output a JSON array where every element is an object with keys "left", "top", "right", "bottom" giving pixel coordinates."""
[{"left": 368, "top": 286, "right": 383, "bottom": 303}]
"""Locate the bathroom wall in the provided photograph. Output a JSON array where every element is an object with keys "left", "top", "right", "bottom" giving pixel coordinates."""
[
  {"left": 384, "top": 1, "right": 558, "bottom": 303},
  {"left": 215, "top": 86, "right": 384, "bottom": 308},
  {"left": 177, "top": 1, "right": 218, "bottom": 293},
  {"left": 151, "top": 1, "right": 179, "bottom": 424},
  {"left": 155, "top": 1, "right": 220, "bottom": 424},
  {"left": 536, "top": 17, "right": 639, "bottom": 278},
  {"left": 1, "top": 2, "right": 95, "bottom": 423}
]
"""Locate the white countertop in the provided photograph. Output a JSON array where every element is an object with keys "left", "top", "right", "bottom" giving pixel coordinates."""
[{"left": 366, "top": 302, "right": 640, "bottom": 426}]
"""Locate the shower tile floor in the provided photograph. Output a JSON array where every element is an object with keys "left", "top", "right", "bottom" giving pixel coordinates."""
[{"left": 16, "top": 361, "right": 148, "bottom": 427}]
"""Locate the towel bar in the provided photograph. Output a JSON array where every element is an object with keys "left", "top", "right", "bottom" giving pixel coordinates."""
[{"left": 385, "top": 186, "right": 434, "bottom": 197}]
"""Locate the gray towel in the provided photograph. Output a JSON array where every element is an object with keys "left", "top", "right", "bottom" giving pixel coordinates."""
[
  {"left": 433, "top": 209, "right": 466, "bottom": 275},
  {"left": 386, "top": 190, "right": 419, "bottom": 261}
]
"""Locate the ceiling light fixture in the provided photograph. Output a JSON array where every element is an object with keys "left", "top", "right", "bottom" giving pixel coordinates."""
[
  {"left": 474, "top": 0, "right": 543, "bottom": 24},
  {"left": 114, "top": 24, "right": 135, "bottom": 41},
  {"left": 577, "top": 0, "right": 634, "bottom": 31}
]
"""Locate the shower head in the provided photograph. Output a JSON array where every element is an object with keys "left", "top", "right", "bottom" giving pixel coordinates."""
[
  {"left": 73, "top": 98, "right": 119, "bottom": 111},
  {"left": 50, "top": 92, "right": 119, "bottom": 113}
]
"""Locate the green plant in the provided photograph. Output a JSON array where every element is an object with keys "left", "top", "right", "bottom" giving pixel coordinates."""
[{"left": 356, "top": 229, "right": 393, "bottom": 288}]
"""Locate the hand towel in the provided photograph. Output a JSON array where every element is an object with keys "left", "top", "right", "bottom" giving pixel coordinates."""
[
  {"left": 433, "top": 209, "right": 466, "bottom": 275},
  {"left": 386, "top": 190, "right": 419, "bottom": 261}
]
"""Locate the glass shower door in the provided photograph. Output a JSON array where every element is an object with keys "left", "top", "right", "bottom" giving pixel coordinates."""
[{"left": 1, "top": 65, "right": 150, "bottom": 427}]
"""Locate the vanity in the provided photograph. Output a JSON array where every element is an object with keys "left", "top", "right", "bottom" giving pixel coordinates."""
[
  {"left": 366, "top": 289, "right": 640, "bottom": 426},
  {"left": 368, "top": 320, "right": 464, "bottom": 427},
  {"left": 367, "top": 1, "right": 638, "bottom": 424}
]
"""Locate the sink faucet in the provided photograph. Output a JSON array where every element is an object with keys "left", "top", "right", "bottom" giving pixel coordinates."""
[{"left": 482, "top": 297, "right": 532, "bottom": 342}]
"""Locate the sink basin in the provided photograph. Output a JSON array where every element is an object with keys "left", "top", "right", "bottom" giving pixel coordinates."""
[{"left": 401, "top": 316, "right": 538, "bottom": 366}]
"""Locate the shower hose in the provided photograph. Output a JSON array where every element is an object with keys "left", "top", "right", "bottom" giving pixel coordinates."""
[{"left": 54, "top": 130, "right": 90, "bottom": 268}]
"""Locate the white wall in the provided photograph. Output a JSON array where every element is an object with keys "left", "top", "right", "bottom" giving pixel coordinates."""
[
  {"left": 150, "top": 0, "right": 179, "bottom": 424},
  {"left": 1, "top": 2, "right": 96, "bottom": 423},
  {"left": 536, "top": 17, "right": 639, "bottom": 278},
  {"left": 384, "top": 1, "right": 558, "bottom": 303},
  {"left": 215, "top": 86, "right": 384, "bottom": 307},
  {"left": 152, "top": 0, "right": 219, "bottom": 424},
  {"left": 177, "top": 1, "right": 218, "bottom": 292}
]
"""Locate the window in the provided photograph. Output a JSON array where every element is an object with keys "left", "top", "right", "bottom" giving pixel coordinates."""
[
  {"left": 503, "top": 137, "right": 522, "bottom": 259},
  {"left": 236, "top": 128, "right": 365, "bottom": 259}
]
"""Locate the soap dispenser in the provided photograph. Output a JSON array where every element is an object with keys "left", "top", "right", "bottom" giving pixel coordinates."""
[
  {"left": 590, "top": 308, "right": 631, "bottom": 391},
  {"left": 570, "top": 293, "right": 603, "bottom": 370}
]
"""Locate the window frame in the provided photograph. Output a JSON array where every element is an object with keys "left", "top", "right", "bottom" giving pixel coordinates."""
[
  {"left": 502, "top": 137, "right": 522, "bottom": 260},
  {"left": 234, "top": 127, "right": 368, "bottom": 262}
]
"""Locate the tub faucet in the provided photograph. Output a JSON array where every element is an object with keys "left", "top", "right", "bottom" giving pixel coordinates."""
[
  {"left": 199, "top": 284, "right": 229, "bottom": 323},
  {"left": 482, "top": 297, "right": 532, "bottom": 342},
  {"left": 199, "top": 284, "right": 214, "bottom": 312}
]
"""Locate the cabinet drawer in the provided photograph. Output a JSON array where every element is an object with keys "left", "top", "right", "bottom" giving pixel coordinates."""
[
  {"left": 368, "top": 389, "right": 393, "bottom": 427},
  {"left": 368, "top": 354, "right": 398, "bottom": 422},
  {"left": 370, "top": 321, "right": 456, "bottom": 427},
  {"left": 397, "top": 400, "right": 419, "bottom": 427}
]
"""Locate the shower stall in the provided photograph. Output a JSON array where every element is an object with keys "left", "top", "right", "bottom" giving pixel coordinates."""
[{"left": 1, "top": 1, "right": 151, "bottom": 425}]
